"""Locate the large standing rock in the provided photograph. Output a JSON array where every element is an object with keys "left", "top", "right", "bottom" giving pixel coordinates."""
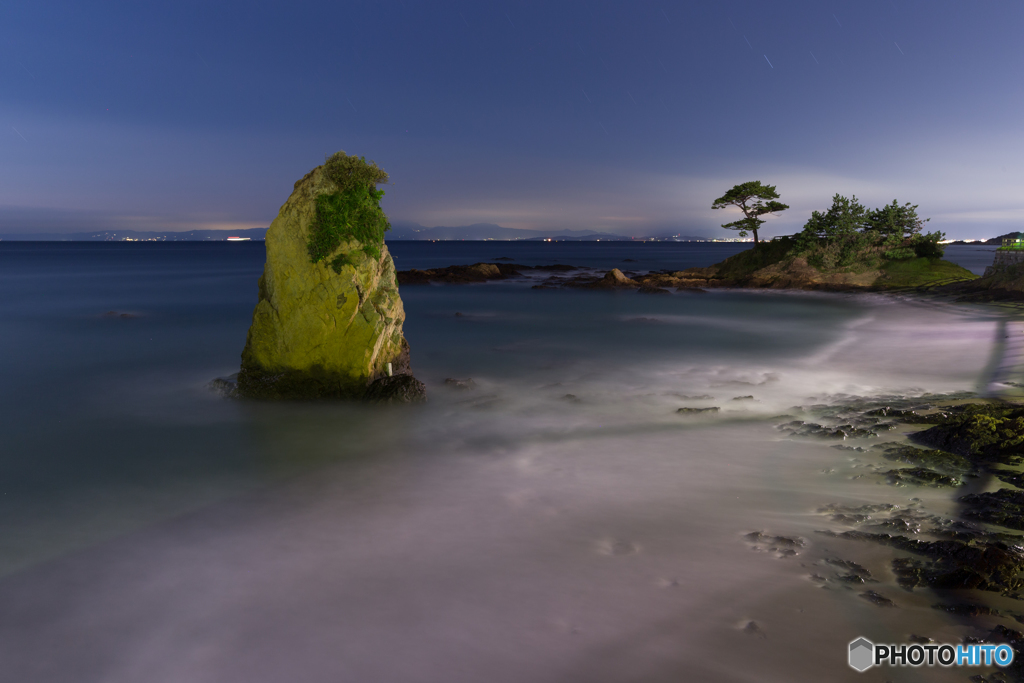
[{"left": 237, "top": 155, "right": 414, "bottom": 399}]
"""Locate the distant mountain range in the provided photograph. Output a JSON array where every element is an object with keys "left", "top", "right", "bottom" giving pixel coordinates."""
[{"left": 0, "top": 223, "right": 712, "bottom": 242}]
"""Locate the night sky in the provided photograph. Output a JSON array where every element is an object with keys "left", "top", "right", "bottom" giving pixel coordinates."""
[{"left": 2, "top": 1, "right": 1021, "bottom": 238}]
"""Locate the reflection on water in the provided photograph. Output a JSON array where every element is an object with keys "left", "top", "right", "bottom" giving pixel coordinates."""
[{"left": 0, "top": 243, "right": 1006, "bottom": 682}]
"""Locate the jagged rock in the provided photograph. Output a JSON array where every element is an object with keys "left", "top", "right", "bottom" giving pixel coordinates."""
[
  {"left": 444, "top": 378, "right": 476, "bottom": 390},
  {"left": 594, "top": 268, "right": 640, "bottom": 288},
  {"left": 237, "top": 154, "right": 413, "bottom": 399},
  {"left": 396, "top": 262, "right": 521, "bottom": 285},
  {"left": 564, "top": 268, "right": 641, "bottom": 289}
]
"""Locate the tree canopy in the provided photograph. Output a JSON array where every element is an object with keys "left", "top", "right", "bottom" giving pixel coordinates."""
[
  {"left": 865, "top": 199, "right": 929, "bottom": 239},
  {"left": 711, "top": 181, "right": 789, "bottom": 245},
  {"left": 800, "top": 194, "right": 868, "bottom": 240},
  {"left": 793, "top": 194, "right": 943, "bottom": 268}
]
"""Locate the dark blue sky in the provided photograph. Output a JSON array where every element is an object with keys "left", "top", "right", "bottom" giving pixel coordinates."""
[{"left": 2, "top": 0, "right": 1021, "bottom": 238}]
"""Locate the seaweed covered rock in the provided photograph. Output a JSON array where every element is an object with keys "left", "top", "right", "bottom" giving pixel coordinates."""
[
  {"left": 911, "top": 403, "right": 1024, "bottom": 464},
  {"left": 827, "top": 530, "right": 1024, "bottom": 593},
  {"left": 237, "top": 152, "right": 415, "bottom": 399}
]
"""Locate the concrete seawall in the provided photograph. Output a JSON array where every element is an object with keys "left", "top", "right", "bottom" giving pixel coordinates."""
[{"left": 984, "top": 250, "right": 1024, "bottom": 277}]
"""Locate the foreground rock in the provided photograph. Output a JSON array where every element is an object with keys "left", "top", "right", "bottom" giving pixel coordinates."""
[
  {"left": 237, "top": 153, "right": 415, "bottom": 400},
  {"left": 364, "top": 375, "right": 426, "bottom": 404}
]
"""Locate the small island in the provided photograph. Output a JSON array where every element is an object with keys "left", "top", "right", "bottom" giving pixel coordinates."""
[{"left": 398, "top": 188, "right": 979, "bottom": 293}]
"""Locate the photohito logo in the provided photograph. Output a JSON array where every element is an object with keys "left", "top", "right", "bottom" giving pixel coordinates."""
[{"left": 849, "top": 637, "right": 1014, "bottom": 671}]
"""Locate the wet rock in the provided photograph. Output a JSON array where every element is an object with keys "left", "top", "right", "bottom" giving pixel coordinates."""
[
  {"left": 731, "top": 395, "right": 755, "bottom": 401},
  {"left": 865, "top": 406, "right": 944, "bottom": 423},
  {"left": 677, "top": 407, "right": 719, "bottom": 414},
  {"left": 745, "top": 532, "right": 805, "bottom": 556},
  {"left": 879, "top": 444, "right": 972, "bottom": 475},
  {"left": 364, "top": 375, "right": 427, "bottom": 404},
  {"left": 396, "top": 262, "right": 524, "bottom": 285},
  {"left": 827, "top": 530, "right": 1024, "bottom": 593},
  {"left": 825, "top": 558, "right": 876, "bottom": 584},
  {"left": 885, "top": 467, "right": 963, "bottom": 488},
  {"left": 995, "top": 471, "right": 1024, "bottom": 489},
  {"left": 818, "top": 503, "right": 899, "bottom": 515},
  {"left": 826, "top": 558, "right": 873, "bottom": 578},
  {"left": 933, "top": 603, "right": 1002, "bottom": 617},
  {"left": 637, "top": 285, "right": 671, "bottom": 295},
  {"left": 444, "top": 378, "right": 476, "bottom": 390},
  {"left": 872, "top": 516, "right": 924, "bottom": 534},
  {"left": 859, "top": 590, "right": 898, "bottom": 607},
  {"left": 562, "top": 394, "right": 581, "bottom": 403},
  {"left": 777, "top": 421, "right": 877, "bottom": 440},
  {"left": 960, "top": 489, "right": 1024, "bottom": 530},
  {"left": 910, "top": 403, "right": 1024, "bottom": 463},
  {"left": 209, "top": 374, "right": 239, "bottom": 398},
  {"left": 588, "top": 268, "right": 640, "bottom": 289},
  {"left": 493, "top": 256, "right": 513, "bottom": 261}
]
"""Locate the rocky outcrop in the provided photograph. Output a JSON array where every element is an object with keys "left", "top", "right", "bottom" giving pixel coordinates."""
[
  {"left": 396, "top": 262, "right": 578, "bottom": 285},
  {"left": 396, "top": 262, "right": 524, "bottom": 285},
  {"left": 237, "top": 158, "right": 415, "bottom": 400},
  {"left": 940, "top": 262, "right": 1024, "bottom": 302},
  {"left": 635, "top": 255, "right": 973, "bottom": 292}
]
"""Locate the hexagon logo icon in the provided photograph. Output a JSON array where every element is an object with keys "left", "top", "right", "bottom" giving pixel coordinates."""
[{"left": 849, "top": 637, "right": 874, "bottom": 672}]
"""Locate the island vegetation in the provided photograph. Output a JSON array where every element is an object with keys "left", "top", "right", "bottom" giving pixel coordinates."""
[
  {"left": 685, "top": 186, "right": 976, "bottom": 290},
  {"left": 307, "top": 152, "right": 391, "bottom": 274}
]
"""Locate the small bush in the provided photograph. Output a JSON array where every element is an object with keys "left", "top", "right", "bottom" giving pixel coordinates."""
[
  {"left": 322, "top": 151, "right": 388, "bottom": 192},
  {"left": 307, "top": 152, "right": 390, "bottom": 274},
  {"left": 911, "top": 231, "right": 946, "bottom": 258}
]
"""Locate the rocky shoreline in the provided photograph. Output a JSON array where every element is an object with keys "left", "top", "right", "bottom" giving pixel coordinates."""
[
  {"left": 396, "top": 259, "right": 976, "bottom": 294},
  {"left": 758, "top": 393, "right": 1024, "bottom": 681}
]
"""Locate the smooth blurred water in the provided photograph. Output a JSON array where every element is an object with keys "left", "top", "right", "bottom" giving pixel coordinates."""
[{"left": 0, "top": 241, "right": 1006, "bottom": 682}]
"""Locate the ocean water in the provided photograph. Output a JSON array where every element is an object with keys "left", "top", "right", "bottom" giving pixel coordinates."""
[{"left": 0, "top": 241, "right": 1007, "bottom": 682}]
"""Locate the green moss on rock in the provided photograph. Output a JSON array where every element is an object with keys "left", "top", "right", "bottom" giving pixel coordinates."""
[{"left": 307, "top": 153, "right": 390, "bottom": 275}]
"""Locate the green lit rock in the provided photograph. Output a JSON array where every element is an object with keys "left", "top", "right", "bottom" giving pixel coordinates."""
[{"left": 237, "top": 154, "right": 416, "bottom": 400}]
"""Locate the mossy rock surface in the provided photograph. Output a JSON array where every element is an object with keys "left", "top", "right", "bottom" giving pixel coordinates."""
[{"left": 237, "top": 164, "right": 411, "bottom": 399}]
